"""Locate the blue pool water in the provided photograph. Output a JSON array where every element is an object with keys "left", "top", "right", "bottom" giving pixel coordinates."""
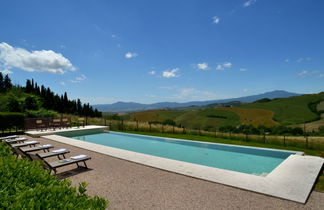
[{"left": 66, "top": 132, "right": 297, "bottom": 175}]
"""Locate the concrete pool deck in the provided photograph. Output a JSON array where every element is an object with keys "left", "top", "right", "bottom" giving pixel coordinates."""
[
  {"left": 25, "top": 125, "right": 108, "bottom": 137},
  {"left": 43, "top": 133, "right": 324, "bottom": 204}
]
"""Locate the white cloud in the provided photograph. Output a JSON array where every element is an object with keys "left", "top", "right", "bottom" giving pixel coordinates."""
[
  {"left": 197, "top": 62, "right": 208, "bottom": 70},
  {"left": 320, "top": 74, "right": 324, "bottom": 78},
  {"left": 111, "top": 34, "right": 117, "bottom": 38},
  {"left": 243, "top": 0, "right": 257, "bottom": 7},
  {"left": 240, "top": 68, "right": 247, "bottom": 72},
  {"left": 60, "top": 81, "right": 66, "bottom": 86},
  {"left": 125, "top": 52, "right": 137, "bottom": 59},
  {"left": 162, "top": 68, "right": 179, "bottom": 78},
  {"left": 212, "top": 16, "right": 220, "bottom": 24},
  {"left": 284, "top": 58, "right": 290, "bottom": 62},
  {"left": 216, "top": 64, "right": 224, "bottom": 70},
  {"left": 148, "top": 71, "right": 156, "bottom": 75},
  {"left": 216, "top": 62, "right": 232, "bottom": 71},
  {"left": 243, "top": 89, "right": 249, "bottom": 92},
  {"left": 171, "top": 88, "right": 218, "bottom": 100},
  {"left": 71, "top": 74, "right": 86, "bottom": 83},
  {"left": 297, "top": 57, "right": 311, "bottom": 63},
  {"left": 297, "top": 70, "right": 319, "bottom": 77},
  {"left": 0, "top": 69, "right": 13, "bottom": 75},
  {"left": 0, "top": 42, "right": 75, "bottom": 74},
  {"left": 223, "top": 62, "right": 232, "bottom": 68}
]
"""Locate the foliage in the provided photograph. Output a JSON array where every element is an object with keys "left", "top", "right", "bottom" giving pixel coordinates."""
[
  {"left": 0, "top": 142, "right": 108, "bottom": 209},
  {"left": 219, "top": 125, "right": 304, "bottom": 136},
  {"left": 25, "top": 78, "right": 102, "bottom": 117},
  {"left": 0, "top": 73, "right": 102, "bottom": 118},
  {"left": 253, "top": 98, "right": 272, "bottom": 103},
  {"left": 25, "top": 108, "right": 58, "bottom": 118},
  {"left": 0, "top": 112, "right": 25, "bottom": 131}
]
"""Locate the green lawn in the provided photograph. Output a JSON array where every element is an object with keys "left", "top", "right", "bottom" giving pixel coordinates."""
[{"left": 121, "top": 130, "right": 324, "bottom": 192}]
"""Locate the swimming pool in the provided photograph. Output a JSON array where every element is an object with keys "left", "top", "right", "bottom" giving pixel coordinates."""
[{"left": 62, "top": 131, "right": 298, "bottom": 175}]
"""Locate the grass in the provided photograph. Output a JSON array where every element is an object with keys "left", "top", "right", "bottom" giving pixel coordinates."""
[
  {"left": 120, "top": 130, "right": 324, "bottom": 192},
  {"left": 130, "top": 108, "right": 240, "bottom": 130},
  {"left": 241, "top": 92, "right": 324, "bottom": 125},
  {"left": 217, "top": 107, "right": 279, "bottom": 127}
]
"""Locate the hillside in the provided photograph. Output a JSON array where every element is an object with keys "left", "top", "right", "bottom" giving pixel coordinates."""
[
  {"left": 129, "top": 92, "right": 324, "bottom": 130},
  {"left": 241, "top": 92, "right": 324, "bottom": 125},
  {"left": 94, "top": 90, "right": 300, "bottom": 112}
]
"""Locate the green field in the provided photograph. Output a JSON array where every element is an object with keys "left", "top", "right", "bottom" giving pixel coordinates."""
[
  {"left": 241, "top": 92, "right": 324, "bottom": 125},
  {"left": 130, "top": 108, "right": 240, "bottom": 130}
]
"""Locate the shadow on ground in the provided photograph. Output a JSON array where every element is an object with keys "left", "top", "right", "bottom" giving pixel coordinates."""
[{"left": 57, "top": 167, "right": 93, "bottom": 180}]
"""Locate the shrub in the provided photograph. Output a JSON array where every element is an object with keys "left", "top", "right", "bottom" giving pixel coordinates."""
[
  {"left": 0, "top": 112, "right": 25, "bottom": 131},
  {"left": 0, "top": 142, "right": 108, "bottom": 209},
  {"left": 25, "top": 108, "right": 58, "bottom": 118}
]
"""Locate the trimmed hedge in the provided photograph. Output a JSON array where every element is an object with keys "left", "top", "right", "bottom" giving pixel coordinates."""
[
  {"left": 0, "top": 112, "right": 25, "bottom": 131},
  {"left": 0, "top": 142, "right": 108, "bottom": 209}
]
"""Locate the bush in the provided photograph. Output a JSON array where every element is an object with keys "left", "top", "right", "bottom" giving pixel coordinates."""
[
  {"left": 0, "top": 112, "right": 25, "bottom": 131},
  {"left": 25, "top": 108, "right": 58, "bottom": 118},
  {"left": 0, "top": 142, "right": 108, "bottom": 209}
]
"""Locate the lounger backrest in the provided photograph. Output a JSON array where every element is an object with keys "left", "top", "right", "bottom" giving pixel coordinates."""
[
  {"left": 36, "top": 120, "right": 43, "bottom": 124},
  {"left": 62, "top": 118, "right": 68, "bottom": 122},
  {"left": 78, "top": 117, "right": 85, "bottom": 121},
  {"left": 53, "top": 119, "right": 61, "bottom": 123}
]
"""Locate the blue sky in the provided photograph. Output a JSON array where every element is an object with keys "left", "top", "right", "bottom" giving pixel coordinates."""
[{"left": 0, "top": 0, "right": 323, "bottom": 104}]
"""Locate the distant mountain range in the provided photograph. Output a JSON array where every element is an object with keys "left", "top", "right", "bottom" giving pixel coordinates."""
[{"left": 93, "top": 90, "right": 301, "bottom": 113}]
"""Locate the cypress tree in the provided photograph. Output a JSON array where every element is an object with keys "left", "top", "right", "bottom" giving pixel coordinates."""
[
  {"left": 3, "top": 74, "right": 12, "bottom": 90},
  {"left": 0, "top": 72, "right": 4, "bottom": 92}
]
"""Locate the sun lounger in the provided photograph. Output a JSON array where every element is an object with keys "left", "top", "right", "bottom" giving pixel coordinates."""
[
  {"left": 4, "top": 137, "right": 27, "bottom": 144},
  {"left": 0, "top": 135, "right": 18, "bottom": 140},
  {"left": 21, "top": 144, "right": 54, "bottom": 153},
  {"left": 12, "top": 147, "right": 30, "bottom": 159},
  {"left": 11, "top": 141, "right": 39, "bottom": 148},
  {"left": 38, "top": 148, "right": 70, "bottom": 160},
  {"left": 28, "top": 153, "right": 91, "bottom": 174}
]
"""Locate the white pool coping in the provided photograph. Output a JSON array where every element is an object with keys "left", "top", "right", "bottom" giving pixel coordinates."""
[
  {"left": 43, "top": 133, "right": 323, "bottom": 203},
  {"left": 25, "top": 125, "right": 108, "bottom": 137}
]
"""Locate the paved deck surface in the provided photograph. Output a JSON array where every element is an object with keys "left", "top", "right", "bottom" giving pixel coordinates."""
[
  {"left": 25, "top": 125, "right": 108, "bottom": 137},
  {"left": 24, "top": 136, "right": 324, "bottom": 209}
]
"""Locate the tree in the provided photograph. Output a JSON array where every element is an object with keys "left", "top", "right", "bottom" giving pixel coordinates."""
[
  {"left": 24, "top": 96, "right": 39, "bottom": 110},
  {"left": 3, "top": 74, "right": 12, "bottom": 91},
  {"left": 0, "top": 72, "right": 4, "bottom": 92}
]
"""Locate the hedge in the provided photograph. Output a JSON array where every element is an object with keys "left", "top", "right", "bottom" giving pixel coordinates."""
[
  {"left": 0, "top": 142, "right": 108, "bottom": 209},
  {"left": 0, "top": 112, "right": 25, "bottom": 131}
]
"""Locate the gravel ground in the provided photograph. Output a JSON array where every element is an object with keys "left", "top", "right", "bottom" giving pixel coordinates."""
[{"left": 27, "top": 136, "right": 324, "bottom": 210}]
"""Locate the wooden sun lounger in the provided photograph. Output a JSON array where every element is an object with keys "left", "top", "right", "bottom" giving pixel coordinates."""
[
  {"left": 11, "top": 141, "right": 40, "bottom": 148},
  {"left": 21, "top": 144, "right": 54, "bottom": 153},
  {"left": 29, "top": 153, "right": 91, "bottom": 174},
  {"left": 4, "top": 137, "right": 27, "bottom": 144},
  {"left": 0, "top": 135, "right": 18, "bottom": 140},
  {"left": 12, "top": 147, "right": 30, "bottom": 159},
  {"left": 38, "top": 149, "right": 70, "bottom": 160}
]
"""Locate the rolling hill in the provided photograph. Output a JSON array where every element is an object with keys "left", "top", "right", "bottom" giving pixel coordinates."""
[
  {"left": 94, "top": 90, "right": 300, "bottom": 113},
  {"left": 128, "top": 92, "right": 324, "bottom": 130}
]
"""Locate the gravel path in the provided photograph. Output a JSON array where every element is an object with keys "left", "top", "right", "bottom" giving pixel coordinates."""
[{"left": 30, "top": 136, "right": 324, "bottom": 210}]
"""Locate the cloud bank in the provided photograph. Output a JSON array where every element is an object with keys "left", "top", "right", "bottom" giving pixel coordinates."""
[{"left": 0, "top": 42, "right": 75, "bottom": 74}]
